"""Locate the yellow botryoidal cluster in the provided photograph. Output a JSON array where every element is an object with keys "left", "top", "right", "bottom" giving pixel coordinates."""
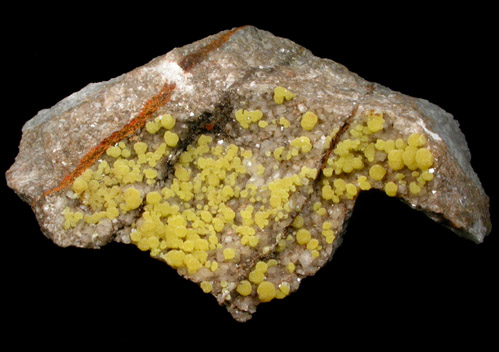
[
  {"left": 63, "top": 114, "right": 180, "bottom": 229},
  {"left": 271, "top": 135, "right": 314, "bottom": 162},
  {"left": 273, "top": 86, "right": 296, "bottom": 105},
  {"left": 63, "top": 88, "right": 324, "bottom": 302},
  {"left": 62, "top": 85, "right": 339, "bottom": 304},
  {"left": 127, "top": 127, "right": 320, "bottom": 296},
  {"left": 234, "top": 109, "right": 264, "bottom": 129},
  {"left": 321, "top": 110, "right": 435, "bottom": 202},
  {"left": 62, "top": 86, "right": 436, "bottom": 306},
  {"left": 289, "top": 209, "right": 334, "bottom": 262},
  {"left": 62, "top": 207, "right": 83, "bottom": 230},
  {"left": 290, "top": 223, "right": 322, "bottom": 259},
  {"left": 237, "top": 259, "right": 291, "bottom": 301}
]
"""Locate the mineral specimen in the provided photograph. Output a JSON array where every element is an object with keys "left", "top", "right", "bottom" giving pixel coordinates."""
[{"left": 5, "top": 26, "right": 491, "bottom": 322}]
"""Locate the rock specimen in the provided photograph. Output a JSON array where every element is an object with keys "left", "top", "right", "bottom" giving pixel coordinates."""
[{"left": 5, "top": 26, "right": 491, "bottom": 322}]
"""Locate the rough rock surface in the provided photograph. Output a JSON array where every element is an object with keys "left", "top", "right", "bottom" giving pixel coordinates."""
[{"left": 5, "top": 26, "right": 491, "bottom": 321}]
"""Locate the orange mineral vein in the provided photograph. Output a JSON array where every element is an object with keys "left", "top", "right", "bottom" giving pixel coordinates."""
[
  {"left": 42, "top": 26, "right": 247, "bottom": 199},
  {"left": 43, "top": 82, "right": 176, "bottom": 198},
  {"left": 179, "top": 26, "right": 247, "bottom": 72}
]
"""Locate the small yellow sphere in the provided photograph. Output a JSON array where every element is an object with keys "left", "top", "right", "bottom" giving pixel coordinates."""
[
  {"left": 292, "top": 215, "right": 304, "bottom": 229},
  {"left": 301, "top": 111, "right": 318, "bottom": 131},
  {"left": 409, "top": 181, "right": 421, "bottom": 195},
  {"left": 255, "top": 261, "right": 268, "bottom": 273},
  {"left": 106, "top": 146, "right": 122, "bottom": 158},
  {"left": 200, "top": 281, "right": 212, "bottom": 294},
  {"left": 388, "top": 149, "right": 404, "bottom": 171},
  {"left": 296, "top": 228, "right": 311, "bottom": 245},
  {"left": 402, "top": 146, "right": 418, "bottom": 170},
  {"left": 415, "top": 148, "right": 434, "bottom": 170},
  {"left": 384, "top": 181, "right": 398, "bottom": 197},
  {"left": 236, "top": 280, "right": 253, "bottom": 296},
  {"left": 249, "top": 270, "right": 265, "bottom": 284},
  {"left": 223, "top": 247, "right": 235, "bottom": 260},
  {"left": 164, "top": 131, "right": 179, "bottom": 147},
  {"left": 160, "top": 114, "right": 176, "bottom": 130},
  {"left": 257, "top": 281, "right": 276, "bottom": 302},
  {"left": 133, "top": 142, "right": 148, "bottom": 155},
  {"left": 72, "top": 177, "right": 88, "bottom": 194},
  {"left": 124, "top": 187, "right": 142, "bottom": 209},
  {"left": 369, "top": 164, "right": 386, "bottom": 181}
]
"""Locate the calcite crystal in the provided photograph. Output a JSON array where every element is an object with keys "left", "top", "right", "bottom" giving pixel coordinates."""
[{"left": 6, "top": 26, "right": 491, "bottom": 322}]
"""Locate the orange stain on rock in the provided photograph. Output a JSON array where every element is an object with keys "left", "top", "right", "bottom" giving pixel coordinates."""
[
  {"left": 43, "top": 26, "right": 247, "bottom": 199},
  {"left": 179, "top": 26, "right": 247, "bottom": 72},
  {"left": 43, "top": 82, "right": 176, "bottom": 198}
]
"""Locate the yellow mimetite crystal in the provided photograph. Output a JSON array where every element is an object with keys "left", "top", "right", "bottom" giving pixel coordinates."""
[
  {"left": 236, "top": 280, "right": 253, "bottom": 296},
  {"left": 255, "top": 261, "right": 268, "bottom": 273},
  {"left": 409, "top": 181, "right": 421, "bottom": 195},
  {"left": 249, "top": 270, "right": 264, "bottom": 284},
  {"left": 160, "top": 114, "right": 176, "bottom": 130},
  {"left": 258, "top": 120, "right": 268, "bottom": 128},
  {"left": 257, "top": 281, "right": 276, "bottom": 302},
  {"left": 200, "top": 281, "right": 212, "bottom": 293},
  {"left": 322, "top": 228, "right": 335, "bottom": 244},
  {"left": 388, "top": 149, "right": 404, "bottom": 171},
  {"left": 72, "top": 177, "right": 88, "bottom": 195},
  {"left": 296, "top": 228, "right": 312, "bottom": 245},
  {"left": 301, "top": 111, "right": 318, "bottom": 131},
  {"left": 63, "top": 207, "right": 83, "bottom": 229},
  {"left": 366, "top": 111, "right": 385, "bottom": 133},
  {"left": 273, "top": 86, "right": 296, "bottom": 104},
  {"left": 369, "top": 164, "right": 386, "bottom": 181},
  {"left": 235, "top": 109, "right": 263, "bottom": 129},
  {"left": 292, "top": 215, "right": 304, "bottom": 229},
  {"left": 415, "top": 148, "right": 434, "bottom": 169},
  {"left": 123, "top": 187, "right": 142, "bottom": 210},
  {"left": 279, "top": 117, "right": 291, "bottom": 128},
  {"left": 106, "top": 146, "right": 121, "bottom": 158},
  {"left": 276, "top": 282, "right": 291, "bottom": 299},
  {"left": 164, "top": 131, "right": 179, "bottom": 147},
  {"left": 223, "top": 247, "right": 236, "bottom": 260},
  {"left": 384, "top": 181, "right": 398, "bottom": 197}
]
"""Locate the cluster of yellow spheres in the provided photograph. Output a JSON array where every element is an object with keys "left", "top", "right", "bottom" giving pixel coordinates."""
[
  {"left": 320, "top": 110, "right": 434, "bottom": 203},
  {"left": 62, "top": 85, "right": 435, "bottom": 304}
]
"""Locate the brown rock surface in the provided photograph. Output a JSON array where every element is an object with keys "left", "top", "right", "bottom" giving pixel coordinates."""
[{"left": 5, "top": 26, "right": 492, "bottom": 322}]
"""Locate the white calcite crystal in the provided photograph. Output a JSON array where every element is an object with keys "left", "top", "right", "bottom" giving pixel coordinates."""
[{"left": 6, "top": 26, "right": 491, "bottom": 322}]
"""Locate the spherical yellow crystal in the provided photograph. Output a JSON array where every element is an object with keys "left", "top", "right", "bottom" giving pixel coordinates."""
[
  {"left": 369, "top": 164, "right": 386, "bottom": 181},
  {"left": 249, "top": 270, "right": 265, "bottom": 284},
  {"left": 388, "top": 149, "right": 404, "bottom": 171},
  {"left": 124, "top": 187, "right": 142, "bottom": 210},
  {"left": 72, "top": 177, "right": 88, "bottom": 194},
  {"left": 133, "top": 142, "right": 148, "bottom": 155},
  {"left": 200, "top": 281, "right": 212, "bottom": 294},
  {"left": 296, "top": 228, "right": 311, "bottom": 245},
  {"left": 257, "top": 281, "right": 276, "bottom": 302},
  {"left": 384, "top": 181, "right": 398, "bottom": 197},
  {"left": 160, "top": 114, "right": 176, "bottom": 130},
  {"left": 146, "top": 191, "right": 161, "bottom": 205},
  {"left": 273, "top": 86, "right": 296, "bottom": 104},
  {"left": 106, "top": 146, "right": 122, "bottom": 158},
  {"left": 236, "top": 280, "right": 253, "bottom": 296},
  {"left": 415, "top": 148, "right": 434, "bottom": 170},
  {"left": 223, "top": 247, "right": 235, "bottom": 260},
  {"left": 301, "top": 111, "right": 318, "bottom": 131},
  {"left": 164, "top": 131, "right": 179, "bottom": 147}
]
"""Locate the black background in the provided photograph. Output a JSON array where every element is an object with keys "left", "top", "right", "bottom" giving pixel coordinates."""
[{"left": 2, "top": 4, "right": 497, "bottom": 348}]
